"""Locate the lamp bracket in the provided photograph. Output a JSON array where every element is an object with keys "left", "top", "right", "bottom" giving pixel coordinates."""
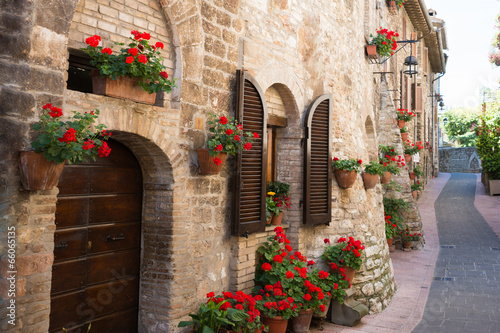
[{"left": 378, "top": 39, "right": 419, "bottom": 65}]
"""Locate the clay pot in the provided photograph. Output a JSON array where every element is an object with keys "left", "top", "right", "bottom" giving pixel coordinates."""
[
  {"left": 365, "top": 45, "right": 377, "bottom": 59},
  {"left": 401, "top": 132, "right": 408, "bottom": 141},
  {"left": 387, "top": 238, "right": 393, "bottom": 247},
  {"left": 266, "top": 214, "right": 273, "bottom": 225},
  {"left": 271, "top": 211, "right": 283, "bottom": 225},
  {"left": 404, "top": 154, "right": 412, "bottom": 164},
  {"left": 91, "top": 70, "right": 156, "bottom": 105},
  {"left": 334, "top": 169, "right": 357, "bottom": 189},
  {"left": 290, "top": 309, "right": 314, "bottom": 333},
  {"left": 412, "top": 190, "right": 418, "bottom": 199},
  {"left": 388, "top": 0, "right": 398, "bottom": 14},
  {"left": 314, "top": 296, "right": 332, "bottom": 318},
  {"left": 403, "top": 242, "right": 412, "bottom": 249},
  {"left": 262, "top": 316, "right": 288, "bottom": 333},
  {"left": 19, "top": 151, "right": 66, "bottom": 190},
  {"left": 197, "top": 149, "right": 228, "bottom": 175},
  {"left": 363, "top": 173, "right": 378, "bottom": 190},
  {"left": 398, "top": 120, "right": 405, "bottom": 129},
  {"left": 409, "top": 172, "right": 416, "bottom": 180},
  {"left": 381, "top": 171, "right": 392, "bottom": 184},
  {"left": 333, "top": 266, "right": 356, "bottom": 286}
]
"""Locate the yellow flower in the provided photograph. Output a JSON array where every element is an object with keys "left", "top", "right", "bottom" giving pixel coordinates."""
[{"left": 267, "top": 191, "right": 275, "bottom": 196}]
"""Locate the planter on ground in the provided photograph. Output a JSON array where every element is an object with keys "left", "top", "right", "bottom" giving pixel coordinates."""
[{"left": 290, "top": 309, "right": 313, "bottom": 333}]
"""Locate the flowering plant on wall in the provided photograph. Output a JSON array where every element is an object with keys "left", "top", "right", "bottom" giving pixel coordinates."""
[
  {"left": 332, "top": 157, "right": 363, "bottom": 172},
  {"left": 384, "top": 213, "right": 399, "bottom": 240},
  {"left": 403, "top": 140, "right": 423, "bottom": 155},
  {"left": 207, "top": 113, "right": 257, "bottom": 165},
  {"left": 396, "top": 109, "right": 416, "bottom": 122},
  {"left": 369, "top": 28, "right": 399, "bottom": 57},
  {"left": 82, "top": 30, "right": 176, "bottom": 94},
  {"left": 396, "top": 0, "right": 404, "bottom": 7},
  {"left": 321, "top": 237, "right": 365, "bottom": 272},
  {"left": 31, "top": 103, "right": 111, "bottom": 164},
  {"left": 363, "top": 160, "right": 385, "bottom": 176},
  {"left": 411, "top": 181, "right": 423, "bottom": 192}
]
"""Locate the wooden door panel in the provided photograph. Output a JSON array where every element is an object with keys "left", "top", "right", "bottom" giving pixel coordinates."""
[
  {"left": 51, "top": 259, "right": 87, "bottom": 295},
  {"left": 87, "top": 222, "right": 140, "bottom": 254},
  {"left": 58, "top": 167, "right": 90, "bottom": 195},
  {"left": 55, "top": 197, "right": 88, "bottom": 228},
  {"left": 88, "top": 195, "right": 142, "bottom": 224},
  {"left": 54, "top": 229, "right": 88, "bottom": 261},
  {"left": 49, "top": 290, "right": 86, "bottom": 331},
  {"left": 89, "top": 168, "right": 141, "bottom": 194},
  {"left": 85, "top": 278, "right": 139, "bottom": 317},
  {"left": 79, "top": 308, "right": 138, "bottom": 333},
  {"left": 87, "top": 250, "right": 140, "bottom": 285}
]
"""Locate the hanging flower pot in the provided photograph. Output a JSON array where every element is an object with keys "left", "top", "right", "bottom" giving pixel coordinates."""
[
  {"left": 387, "top": 0, "right": 398, "bottom": 14},
  {"left": 365, "top": 45, "right": 377, "bottom": 59},
  {"left": 92, "top": 70, "right": 156, "bottom": 105},
  {"left": 401, "top": 132, "right": 408, "bottom": 141},
  {"left": 398, "top": 119, "right": 406, "bottom": 129},
  {"left": 19, "top": 151, "right": 66, "bottom": 191},
  {"left": 334, "top": 170, "right": 357, "bottom": 189},
  {"left": 404, "top": 154, "right": 412, "bottom": 164},
  {"left": 362, "top": 173, "right": 378, "bottom": 190},
  {"left": 387, "top": 238, "right": 394, "bottom": 247},
  {"left": 412, "top": 190, "right": 418, "bottom": 199},
  {"left": 197, "top": 149, "right": 227, "bottom": 175},
  {"left": 290, "top": 309, "right": 314, "bottom": 333},
  {"left": 262, "top": 316, "right": 288, "bottom": 333},
  {"left": 271, "top": 211, "right": 283, "bottom": 225},
  {"left": 409, "top": 172, "right": 416, "bottom": 180},
  {"left": 381, "top": 171, "right": 392, "bottom": 184}
]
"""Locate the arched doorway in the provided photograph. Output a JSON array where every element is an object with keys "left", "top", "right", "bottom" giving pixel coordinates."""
[{"left": 49, "top": 139, "right": 142, "bottom": 332}]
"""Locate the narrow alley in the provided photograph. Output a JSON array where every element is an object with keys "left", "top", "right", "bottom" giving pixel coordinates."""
[{"left": 317, "top": 173, "right": 500, "bottom": 333}]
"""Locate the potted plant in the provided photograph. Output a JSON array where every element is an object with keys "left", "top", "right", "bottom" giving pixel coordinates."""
[
  {"left": 387, "top": 0, "right": 404, "bottom": 14},
  {"left": 476, "top": 116, "right": 500, "bottom": 195},
  {"left": 310, "top": 268, "right": 349, "bottom": 318},
  {"left": 82, "top": 31, "right": 176, "bottom": 104},
  {"left": 409, "top": 165, "right": 424, "bottom": 180},
  {"left": 266, "top": 192, "right": 281, "bottom": 225},
  {"left": 403, "top": 140, "right": 424, "bottom": 164},
  {"left": 266, "top": 181, "right": 292, "bottom": 225},
  {"left": 321, "top": 237, "right": 365, "bottom": 287},
  {"left": 368, "top": 28, "right": 399, "bottom": 58},
  {"left": 198, "top": 113, "right": 257, "bottom": 175},
  {"left": 384, "top": 213, "right": 398, "bottom": 247},
  {"left": 362, "top": 160, "right": 384, "bottom": 190},
  {"left": 19, "top": 103, "right": 112, "bottom": 191},
  {"left": 178, "top": 293, "right": 249, "bottom": 333},
  {"left": 396, "top": 109, "right": 415, "bottom": 129},
  {"left": 400, "top": 126, "right": 409, "bottom": 141},
  {"left": 332, "top": 157, "right": 362, "bottom": 188},
  {"left": 400, "top": 227, "right": 421, "bottom": 249},
  {"left": 411, "top": 181, "right": 423, "bottom": 199}
]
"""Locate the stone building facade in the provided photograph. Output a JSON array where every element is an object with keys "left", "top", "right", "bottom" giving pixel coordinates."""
[{"left": 0, "top": 0, "right": 446, "bottom": 332}]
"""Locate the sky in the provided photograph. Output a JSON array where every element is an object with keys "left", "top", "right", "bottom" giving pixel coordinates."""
[{"left": 424, "top": 0, "right": 500, "bottom": 110}]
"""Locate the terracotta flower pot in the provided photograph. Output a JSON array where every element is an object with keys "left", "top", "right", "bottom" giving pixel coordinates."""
[
  {"left": 266, "top": 214, "right": 273, "bottom": 225},
  {"left": 409, "top": 172, "right": 416, "bottom": 180},
  {"left": 333, "top": 266, "right": 356, "bottom": 286},
  {"left": 365, "top": 45, "right": 377, "bottom": 59},
  {"left": 19, "top": 151, "right": 66, "bottom": 190},
  {"left": 271, "top": 211, "right": 283, "bottom": 225},
  {"left": 197, "top": 149, "right": 227, "bottom": 175},
  {"left": 314, "top": 295, "right": 332, "bottom": 318},
  {"left": 91, "top": 70, "right": 156, "bottom": 105},
  {"left": 404, "top": 154, "right": 412, "bottom": 164},
  {"left": 290, "top": 309, "right": 314, "bottom": 333},
  {"left": 398, "top": 120, "right": 405, "bottom": 129},
  {"left": 388, "top": 0, "right": 398, "bottom": 14},
  {"left": 262, "top": 316, "right": 288, "bottom": 333},
  {"left": 387, "top": 238, "right": 393, "bottom": 247},
  {"left": 401, "top": 132, "right": 408, "bottom": 141},
  {"left": 381, "top": 171, "right": 392, "bottom": 184},
  {"left": 412, "top": 190, "right": 418, "bottom": 199},
  {"left": 363, "top": 173, "right": 378, "bottom": 190},
  {"left": 334, "top": 169, "right": 357, "bottom": 189},
  {"left": 403, "top": 242, "right": 412, "bottom": 249}
]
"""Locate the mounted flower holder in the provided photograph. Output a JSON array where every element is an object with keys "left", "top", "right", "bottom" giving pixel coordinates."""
[
  {"left": 366, "top": 28, "right": 399, "bottom": 63},
  {"left": 198, "top": 113, "right": 258, "bottom": 175},
  {"left": 332, "top": 157, "right": 362, "bottom": 189},
  {"left": 20, "top": 103, "right": 111, "bottom": 190},
  {"left": 82, "top": 31, "right": 176, "bottom": 105},
  {"left": 387, "top": 0, "right": 404, "bottom": 15}
]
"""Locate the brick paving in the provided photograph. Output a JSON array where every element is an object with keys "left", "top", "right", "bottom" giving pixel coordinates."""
[{"left": 314, "top": 173, "right": 500, "bottom": 333}]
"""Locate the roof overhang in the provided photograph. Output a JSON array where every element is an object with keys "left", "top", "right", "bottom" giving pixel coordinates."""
[{"left": 403, "top": 0, "right": 447, "bottom": 74}]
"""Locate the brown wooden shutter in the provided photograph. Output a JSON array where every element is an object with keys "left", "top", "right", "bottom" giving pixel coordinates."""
[
  {"left": 424, "top": 47, "right": 429, "bottom": 76},
  {"left": 413, "top": 84, "right": 423, "bottom": 113},
  {"left": 304, "top": 94, "right": 332, "bottom": 226},
  {"left": 232, "top": 70, "right": 268, "bottom": 237}
]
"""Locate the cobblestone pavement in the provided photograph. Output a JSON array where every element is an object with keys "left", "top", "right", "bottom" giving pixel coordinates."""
[{"left": 412, "top": 173, "right": 500, "bottom": 333}]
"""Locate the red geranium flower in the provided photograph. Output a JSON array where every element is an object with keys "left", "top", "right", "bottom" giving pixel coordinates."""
[
  {"left": 126, "top": 56, "right": 134, "bottom": 64},
  {"left": 220, "top": 116, "right": 228, "bottom": 125},
  {"left": 262, "top": 263, "right": 272, "bottom": 271},
  {"left": 138, "top": 54, "right": 148, "bottom": 64},
  {"left": 243, "top": 142, "right": 252, "bottom": 150},
  {"left": 155, "top": 41, "right": 164, "bottom": 49},
  {"left": 159, "top": 71, "right": 168, "bottom": 79},
  {"left": 98, "top": 141, "right": 111, "bottom": 157},
  {"left": 213, "top": 157, "right": 222, "bottom": 166},
  {"left": 128, "top": 48, "right": 138, "bottom": 56}
]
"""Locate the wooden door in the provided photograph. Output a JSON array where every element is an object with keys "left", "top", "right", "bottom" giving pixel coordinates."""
[{"left": 50, "top": 140, "right": 142, "bottom": 333}]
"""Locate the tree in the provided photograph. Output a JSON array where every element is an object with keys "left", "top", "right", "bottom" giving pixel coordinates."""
[{"left": 443, "top": 107, "right": 480, "bottom": 147}]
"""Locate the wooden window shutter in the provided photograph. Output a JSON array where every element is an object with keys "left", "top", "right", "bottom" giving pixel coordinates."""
[
  {"left": 406, "top": 74, "right": 411, "bottom": 110},
  {"left": 413, "top": 84, "right": 423, "bottom": 113},
  {"left": 304, "top": 94, "right": 332, "bottom": 226},
  {"left": 424, "top": 47, "right": 429, "bottom": 76},
  {"left": 232, "top": 70, "right": 268, "bottom": 237}
]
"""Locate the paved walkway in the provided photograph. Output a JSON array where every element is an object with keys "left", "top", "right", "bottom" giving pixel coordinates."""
[{"left": 314, "top": 173, "right": 500, "bottom": 333}]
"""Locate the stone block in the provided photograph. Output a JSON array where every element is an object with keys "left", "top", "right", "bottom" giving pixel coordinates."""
[
  {"left": 29, "top": 26, "right": 68, "bottom": 70},
  {"left": 0, "top": 87, "right": 36, "bottom": 120},
  {"left": 34, "top": 0, "right": 77, "bottom": 34}
]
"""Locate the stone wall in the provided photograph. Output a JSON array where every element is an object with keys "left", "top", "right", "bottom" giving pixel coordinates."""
[
  {"left": 0, "top": 0, "right": 442, "bottom": 331},
  {"left": 439, "top": 147, "right": 482, "bottom": 173}
]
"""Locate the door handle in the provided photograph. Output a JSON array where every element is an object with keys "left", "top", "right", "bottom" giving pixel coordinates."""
[
  {"left": 55, "top": 241, "right": 68, "bottom": 249},
  {"left": 105, "top": 233, "right": 125, "bottom": 241}
]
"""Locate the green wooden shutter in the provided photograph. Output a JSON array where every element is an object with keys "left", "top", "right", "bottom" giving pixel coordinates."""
[
  {"left": 232, "top": 70, "right": 268, "bottom": 237},
  {"left": 304, "top": 94, "right": 332, "bottom": 226}
]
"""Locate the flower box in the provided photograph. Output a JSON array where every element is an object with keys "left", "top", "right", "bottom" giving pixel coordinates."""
[{"left": 92, "top": 70, "right": 156, "bottom": 105}]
